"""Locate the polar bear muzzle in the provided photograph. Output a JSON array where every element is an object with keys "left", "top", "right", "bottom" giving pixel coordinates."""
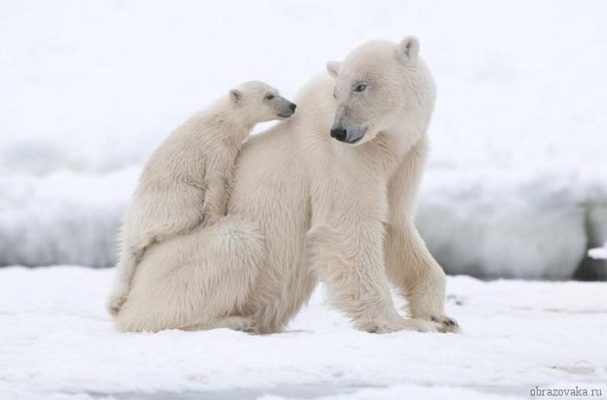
[{"left": 330, "top": 121, "right": 366, "bottom": 144}]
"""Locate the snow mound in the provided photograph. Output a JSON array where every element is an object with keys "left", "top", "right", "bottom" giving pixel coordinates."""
[
  {"left": 416, "top": 169, "right": 601, "bottom": 279},
  {"left": 0, "top": 167, "right": 605, "bottom": 281},
  {"left": 0, "top": 169, "right": 138, "bottom": 268},
  {"left": 0, "top": 267, "right": 606, "bottom": 399},
  {"left": 589, "top": 244, "right": 607, "bottom": 260}
]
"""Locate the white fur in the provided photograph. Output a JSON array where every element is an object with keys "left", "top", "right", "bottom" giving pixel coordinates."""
[
  {"left": 107, "top": 81, "right": 293, "bottom": 317},
  {"left": 114, "top": 38, "right": 458, "bottom": 334}
]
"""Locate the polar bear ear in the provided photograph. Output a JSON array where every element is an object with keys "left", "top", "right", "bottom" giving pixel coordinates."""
[
  {"left": 396, "top": 36, "right": 420, "bottom": 62},
  {"left": 326, "top": 61, "right": 341, "bottom": 78},
  {"left": 229, "top": 89, "right": 242, "bottom": 104}
]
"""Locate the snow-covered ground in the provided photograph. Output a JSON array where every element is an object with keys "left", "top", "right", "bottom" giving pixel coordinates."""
[
  {"left": 1, "top": 0, "right": 606, "bottom": 277},
  {"left": 1, "top": 266, "right": 606, "bottom": 399}
]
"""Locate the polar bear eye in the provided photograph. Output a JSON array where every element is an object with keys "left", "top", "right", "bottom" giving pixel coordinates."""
[
  {"left": 354, "top": 84, "right": 366, "bottom": 92},
  {"left": 265, "top": 94, "right": 275, "bottom": 100}
]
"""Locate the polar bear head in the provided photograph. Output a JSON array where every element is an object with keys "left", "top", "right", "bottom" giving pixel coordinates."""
[
  {"left": 229, "top": 81, "right": 297, "bottom": 124},
  {"left": 326, "top": 37, "right": 435, "bottom": 146}
]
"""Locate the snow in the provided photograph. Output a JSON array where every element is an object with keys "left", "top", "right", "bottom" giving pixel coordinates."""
[
  {"left": 417, "top": 170, "right": 591, "bottom": 279},
  {"left": 589, "top": 244, "right": 607, "bottom": 260},
  {"left": 0, "top": 169, "right": 138, "bottom": 268},
  {"left": 1, "top": 2, "right": 606, "bottom": 274},
  {"left": 1, "top": 266, "right": 606, "bottom": 399}
]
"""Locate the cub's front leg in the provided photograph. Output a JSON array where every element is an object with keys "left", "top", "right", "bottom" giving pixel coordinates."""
[{"left": 201, "top": 176, "right": 228, "bottom": 226}]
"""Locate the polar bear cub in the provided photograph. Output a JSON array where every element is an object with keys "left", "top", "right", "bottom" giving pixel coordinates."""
[{"left": 107, "top": 81, "right": 296, "bottom": 316}]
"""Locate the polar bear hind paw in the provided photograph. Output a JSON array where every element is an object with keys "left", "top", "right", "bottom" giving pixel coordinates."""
[{"left": 106, "top": 293, "right": 128, "bottom": 317}]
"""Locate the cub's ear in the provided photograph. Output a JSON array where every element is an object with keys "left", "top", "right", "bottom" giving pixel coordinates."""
[
  {"left": 396, "top": 36, "right": 420, "bottom": 62},
  {"left": 326, "top": 61, "right": 341, "bottom": 78},
  {"left": 229, "top": 89, "right": 242, "bottom": 104}
]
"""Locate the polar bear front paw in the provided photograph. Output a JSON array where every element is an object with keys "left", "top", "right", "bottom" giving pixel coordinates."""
[
  {"left": 430, "top": 314, "right": 459, "bottom": 333},
  {"left": 368, "top": 315, "right": 443, "bottom": 333}
]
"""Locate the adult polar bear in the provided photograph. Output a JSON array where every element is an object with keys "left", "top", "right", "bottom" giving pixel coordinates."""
[{"left": 115, "top": 37, "right": 458, "bottom": 334}]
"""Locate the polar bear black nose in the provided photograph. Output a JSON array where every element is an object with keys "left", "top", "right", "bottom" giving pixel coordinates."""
[
  {"left": 289, "top": 103, "right": 296, "bottom": 112},
  {"left": 330, "top": 127, "right": 347, "bottom": 142}
]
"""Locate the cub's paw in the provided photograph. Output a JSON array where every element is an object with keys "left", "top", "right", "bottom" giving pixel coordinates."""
[
  {"left": 430, "top": 314, "right": 460, "bottom": 333},
  {"left": 203, "top": 212, "right": 222, "bottom": 227}
]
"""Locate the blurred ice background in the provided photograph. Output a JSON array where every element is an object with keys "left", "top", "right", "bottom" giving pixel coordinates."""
[{"left": 1, "top": 0, "right": 606, "bottom": 279}]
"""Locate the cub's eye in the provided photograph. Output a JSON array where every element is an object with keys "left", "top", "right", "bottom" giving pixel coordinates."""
[
  {"left": 354, "top": 84, "right": 366, "bottom": 92},
  {"left": 265, "top": 94, "right": 275, "bottom": 100}
]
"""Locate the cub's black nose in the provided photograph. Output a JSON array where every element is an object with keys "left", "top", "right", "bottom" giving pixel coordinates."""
[
  {"left": 289, "top": 103, "right": 297, "bottom": 112},
  {"left": 330, "top": 127, "right": 347, "bottom": 142}
]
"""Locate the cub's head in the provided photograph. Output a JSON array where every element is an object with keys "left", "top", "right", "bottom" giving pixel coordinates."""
[
  {"left": 326, "top": 36, "right": 435, "bottom": 145},
  {"left": 229, "top": 81, "right": 296, "bottom": 124}
]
